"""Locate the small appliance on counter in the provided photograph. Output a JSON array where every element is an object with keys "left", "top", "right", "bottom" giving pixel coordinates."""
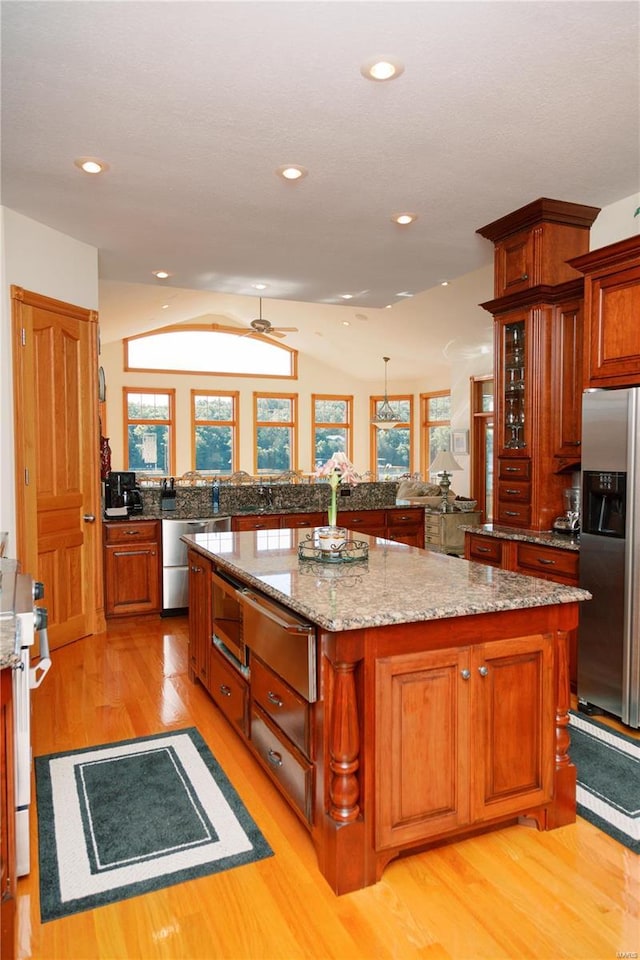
[
  {"left": 161, "top": 477, "right": 177, "bottom": 511},
  {"left": 104, "top": 470, "right": 143, "bottom": 517},
  {"left": 552, "top": 486, "right": 581, "bottom": 535}
]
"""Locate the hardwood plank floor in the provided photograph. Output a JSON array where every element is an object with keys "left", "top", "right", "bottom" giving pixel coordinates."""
[{"left": 16, "top": 617, "right": 639, "bottom": 960}]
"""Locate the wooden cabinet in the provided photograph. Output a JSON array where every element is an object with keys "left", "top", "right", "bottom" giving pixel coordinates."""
[
  {"left": 208, "top": 643, "right": 248, "bottom": 737},
  {"left": 465, "top": 531, "right": 579, "bottom": 690},
  {"left": 103, "top": 520, "right": 161, "bottom": 617},
  {"left": 477, "top": 197, "right": 599, "bottom": 298},
  {"left": 569, "top": 235, "right": 640, "bottom": 389},
  {"left": 1, "top": 670, "right": 16, "bottom": 960},
  {"left": 479, "top": 198, "right": 600, "bottom": 530},
  {"left": 424, "top": 511, "right": 481, "bottom": 554},
  {"left": 375, "top": 632, "right": 554, "bottom": 850},
  {"left": 231, "top": 508, "right": 424, "bottom": 547},
  {"left": 187, "top": 547, "right": 212, "bottom": 686}
]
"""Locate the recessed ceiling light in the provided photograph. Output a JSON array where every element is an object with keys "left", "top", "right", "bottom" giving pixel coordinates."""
[
  {"left": 342, "top": 320, "right": 351, "bottom": 327},
  {"left": 396, "top": 291, "right": 413, "bottom": 298},
  {"left": 252, "top": 282, "right": 269, "bottom": 290},
  {"left": 392, "top": 213, "right": 417, "bottom": 225},
  {"left": 441, "top": 280, "right": 449, "bottom": 287},
  {"left": 74, "top": 157, "right": 109, "bottom": 174},
  {"left": 361, "top": 58, "right": 404, "bottom": 82},
  {"left": 161, "top": 304, "right": 170, "bottom": 309},
  {"left": 153, "top": 270, "right": 171, "bottom": 279},
  {"left": 341, "top": 294, "right": 354, "bottom": 300},
  {"left": 276, "top": 165, "right": 308, "bottom": 181},
  {"left": 385, "top": 304, "right": 393, "bottom": 309}
]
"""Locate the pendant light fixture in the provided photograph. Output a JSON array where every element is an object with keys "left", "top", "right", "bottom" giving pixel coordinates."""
[{"left": 371, "top": 357, "right": 402, "bottom": 430}]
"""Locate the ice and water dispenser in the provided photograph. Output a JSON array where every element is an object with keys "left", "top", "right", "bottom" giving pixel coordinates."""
[{"left": 582, "top": 471, "right": 626, "bottom": 539}]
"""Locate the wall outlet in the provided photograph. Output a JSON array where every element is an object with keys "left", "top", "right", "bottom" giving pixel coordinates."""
[{"left": 340, "top": 486, "right": 351, "bottom": 497}]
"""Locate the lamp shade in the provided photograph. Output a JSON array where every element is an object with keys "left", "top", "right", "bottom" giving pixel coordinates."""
[{"left": 429, "top": 450, "right": 463, "bottom": 474}]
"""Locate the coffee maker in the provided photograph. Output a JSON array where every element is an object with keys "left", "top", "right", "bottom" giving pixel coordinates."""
[
  {"left": 552, "top": 485, "right": 581, "bottom": 534},
  {"left": 104, "top": 471, "right": 143, "bottom": 515}
]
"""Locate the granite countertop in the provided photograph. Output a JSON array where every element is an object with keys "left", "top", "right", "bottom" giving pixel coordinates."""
[
  {"left": 0, "top": 625, "right": 22, "bottom": 669},
  {"left": 460, "top": 523, "right": 580, "bottom": 551},
  {"left": 106, "top": 502, "right": 422, "bottom": 522},
  {"left": 183, "top": 529, "right": 590, "bottom": 633}
]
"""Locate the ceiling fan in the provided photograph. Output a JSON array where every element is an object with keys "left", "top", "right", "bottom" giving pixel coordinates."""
[{"left": 244, "top": 298, "right": 298, "bottom": 339}]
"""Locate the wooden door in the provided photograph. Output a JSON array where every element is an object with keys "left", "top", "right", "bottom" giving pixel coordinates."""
[
  {"left": 11, "top": 286, "right": 105, "bottom": 651},
  {"left": 470, "top": 633, "right": 554, "bottom": 822}
]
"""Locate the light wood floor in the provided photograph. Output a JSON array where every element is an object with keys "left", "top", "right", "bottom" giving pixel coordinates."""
[{"left": 16, "top": 616, "right": 639, "bottom": 960}]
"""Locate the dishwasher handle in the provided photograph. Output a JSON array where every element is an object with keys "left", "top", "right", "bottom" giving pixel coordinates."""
[{"left": 240, "top": 590, "right": 314, "bottom": 634}]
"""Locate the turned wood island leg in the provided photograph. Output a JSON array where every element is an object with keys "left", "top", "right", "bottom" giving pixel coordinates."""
[
  {"left": 546, "top": 628, "right": 576, "bottom": 828},
  {"left": 328, "top": 660, "right": 360, "bottom": 822}
]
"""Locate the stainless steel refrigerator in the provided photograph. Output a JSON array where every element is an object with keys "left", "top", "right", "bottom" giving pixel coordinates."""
[{"left": 579, "top": 387, "right": 640, "bottom": 728}]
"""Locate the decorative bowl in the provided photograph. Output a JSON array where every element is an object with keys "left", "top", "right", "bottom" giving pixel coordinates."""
[{"left": 455, "top": 500, "right": 478, "bottom": 512}]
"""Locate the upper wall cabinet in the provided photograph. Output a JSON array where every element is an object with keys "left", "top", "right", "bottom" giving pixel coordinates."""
[
  {"left": 568, "top": 235, "right": 640, "bottom": 390},
  {"left": 477, "top": 198, "right": 600, "bottom": 298}
]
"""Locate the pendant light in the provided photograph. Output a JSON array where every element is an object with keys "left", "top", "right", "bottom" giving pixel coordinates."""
[{"left": 371, "top": 357, "right": 402, "bottom": 430}]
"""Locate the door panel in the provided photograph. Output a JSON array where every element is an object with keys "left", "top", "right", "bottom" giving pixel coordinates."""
[{"left": 11, "top": 287, "right": 104, "bottom": 651}]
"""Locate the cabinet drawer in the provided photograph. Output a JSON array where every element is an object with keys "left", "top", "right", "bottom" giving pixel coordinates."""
[
  {"left": 466, "top": 534, "right": 503, "bottom": 566},
  {"left": 104, "top": 520, "right": 159, "bottom": 544},
  {"left": 250, "top": 706, "right": 313, "bottom": 824},
  {"left": 497, "top": 480, "right": 531, "bottom": 503},
  {"left": 232, "top": 515, "right": 281, "bottom": 531},
  {"left": 283, "top": 513, "right": 325, "bottom": 529},
  {"left": 342, "top": 510, "right": 386, "bottom": 529},
  {"left": 386, "top": 508, "right": 423, "bottom": 527},
  {"left": 498, "top": 459, "right": 531, "bottom": 481},
  {"left": 515, "top": 543, "right": 579, "bottom": 583},
  {"left": 496, "top": 503, "right": 532, "bottom": 527},
  {"left": 209, "top": 645, "right": 248, "bottom": 736},
  {"left": 252, "top": 656, "right": 310, "bottom": 757}
]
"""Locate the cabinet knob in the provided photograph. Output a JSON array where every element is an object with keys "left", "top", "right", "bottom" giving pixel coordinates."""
[
  {"left": 219, "top": 684, "right": 232, "bottom": 697},
  {"left": 83, "top": 513, "right": 96, "bottom": 523},
  {"left": 478, "top": 665, "right": 489, "bottom": 677},
  {"left": 521, "top": 273, "right": 529, "bottom": 281},
  {"left": 460, "top": 669, "right": 471, "bottom": 680}
]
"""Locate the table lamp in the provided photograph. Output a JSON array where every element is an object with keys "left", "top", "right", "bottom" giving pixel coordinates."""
[{"left": 429, "top": 449, "right": 463, "bottom": 512}]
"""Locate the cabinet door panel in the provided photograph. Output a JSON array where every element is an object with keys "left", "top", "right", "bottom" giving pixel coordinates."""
[
  {"left": 104, "top": 543, "right": 160, "bottom": 615},
  {"left": 472, "top": 634, "right": 554, "bottom": 821},
  {"left": 375, "top": 648, "right": 470, "bottom": 849},
  {"left": 588, "top": 263, "right": 640, "bottom": 386}
]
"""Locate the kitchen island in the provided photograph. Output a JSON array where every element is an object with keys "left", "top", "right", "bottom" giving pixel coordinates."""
[{"left": 184, "top": 527, "right": 590, "bottom": 894}]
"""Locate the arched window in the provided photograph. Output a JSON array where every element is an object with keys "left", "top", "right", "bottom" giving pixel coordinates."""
[{"left": 124, "top": 324, "right": 296, "bottom": 378}]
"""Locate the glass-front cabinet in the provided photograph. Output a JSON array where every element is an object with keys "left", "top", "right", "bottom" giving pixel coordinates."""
[{"left": 497, "top": 312, "right": 529, "bottom": 456}]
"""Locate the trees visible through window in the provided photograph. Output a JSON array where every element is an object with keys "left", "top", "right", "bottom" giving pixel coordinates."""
[
  {"left": 192, "top": 391, "right": 239, "bottom": 475},
  {"left": 312, "top": 395, "right": 352, "bottom": 468},
  {"left": 370, "top": 397, "right": 413, "bottom": 478},
  {"left": 422, "top": 391, "right": 451, "bottom": 476},
  {"left": 125, "top": 389, "right": 174, "bottom": 475},
  {"left": 254, "top": 393, "right": 298, "bottom": 474}
]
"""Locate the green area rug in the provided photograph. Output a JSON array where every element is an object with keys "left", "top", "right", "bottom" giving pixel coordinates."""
[
  {"left": 35, "top": 728, "right": 273, "bottom": 921},
  {"left": 569, "top": 711, "right": 639, "bottom": 853}
]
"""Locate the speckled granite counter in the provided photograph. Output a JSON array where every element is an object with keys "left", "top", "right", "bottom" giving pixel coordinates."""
[
  {"left": 184, "top": 528, "right": 589, "bottom": 633},
  {"left": 0, "top": 630, "right": 21, "bottom": 669},
  {"left": 460, "top": 522, "right": 580, "bottom": 551}
]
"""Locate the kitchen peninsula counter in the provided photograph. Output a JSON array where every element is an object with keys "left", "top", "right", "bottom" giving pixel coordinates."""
[{"left": 184, "top": 528, "right": 589, "bottom": 895}]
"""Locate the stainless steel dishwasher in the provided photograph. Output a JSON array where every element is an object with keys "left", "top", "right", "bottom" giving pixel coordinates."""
[{"left": 161, "top": 517, "right": 231, "bottom": 614}]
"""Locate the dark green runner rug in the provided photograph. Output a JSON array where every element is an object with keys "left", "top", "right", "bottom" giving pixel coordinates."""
[
  {"left": 569, "top": 712, "right": 639, "bottom": 853},
  {"left": 35, "top": 728, "right": 273, "bottom": 921}
]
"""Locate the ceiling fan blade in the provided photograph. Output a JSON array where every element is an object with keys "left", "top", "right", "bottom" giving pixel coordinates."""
[
  {"left": 269, "top": 329, "right": 287, "bottom": 339},
  {"left": 274, "top": 326, "right": 298, "bottom": 333}
]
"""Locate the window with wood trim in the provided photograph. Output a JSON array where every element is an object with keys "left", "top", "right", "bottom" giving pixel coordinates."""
[
  {"left": 421, "top": 392, "right": 451, "bottom": 477},
  {"left": 470, "top": 376, "right": 494, "bottom": 521},
  {"left": 369, "top": 396, "right": 413, "bottom": 478},
  {"left": 254, "top": 392, "right": 298, "bottom": 475},
  {"left": 312, "top": 394, "right": 353, "bottom": 469},
  {"left": 124, "top": 388, "right": 175, "bottom": 476},
  {"left": 192, "top": 390, "right": 239, "bottom": 475}
]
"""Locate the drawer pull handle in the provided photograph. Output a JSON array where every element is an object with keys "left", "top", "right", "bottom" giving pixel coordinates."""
[
  {"left": 505, "top": 488, "right": 520, "bottom": 495},
  {"left": 537, "top": 558, "right": 556, "bottom": 566},
  {"left": 219, "top": 684, "right": 232, "bottom": 697},
  {"left": 267, "top": 748, "right": 283, "bottom": 767},
  {"left": 478, "top": 665, "right": 489, "bottom": 677},
  {"left": 504, "top": 466, "right": 519, "bottom": 472},
  {"left": 460, "top": 669, "right": 471, "bottom": 680},
  {"left": 190, "top": 565, "right": 202, "bottom": 573},
  {"left": 267, "top": 691, "right": 283, "bottom": 708},
  {"left": 124, "top": 530, "right": 140, "bottom": 536},
  {"left": 504, "top": 510, "right": 520, "bottom": 517},
  {"left": 476, "top": 546, "right": 492, "bottom": 554}
]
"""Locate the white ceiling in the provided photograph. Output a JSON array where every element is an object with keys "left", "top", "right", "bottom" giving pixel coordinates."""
[{"left": 1, "top": 1, "right": 638, "bottom": 382}]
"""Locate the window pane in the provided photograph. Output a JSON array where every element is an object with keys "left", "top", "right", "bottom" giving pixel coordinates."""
[
  {"left": 376, "top": 428, "right": 410, "bottom": 478},
  {"left": 428, "top": 395, "right": 451, "bottom": 421},
  {"left": 127, "top": 393, "right": 170, "bottom": 420},
  {"left": 127, "top": 330, "right": 293, "bottom": 377},
  {"left": 194, "top": 395, "right": 233, "bottom": 421},
  {"left": 195, "top": 425, "right": 233, "bottom": 473},
  {"left": 314, "top": 399, "right": 347, "bottom": 423},
  {"left": 256, "top": 426, "right": 292, "bottom": 472},
  {"left": 257, "top": 397, "right": 292, "bottom": 422},
  {"left": 128, "top": 425, "right": 169, "bottom": 474},
  {"left": 314, "top": 428, "right": 347, "bottom": 467}
]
